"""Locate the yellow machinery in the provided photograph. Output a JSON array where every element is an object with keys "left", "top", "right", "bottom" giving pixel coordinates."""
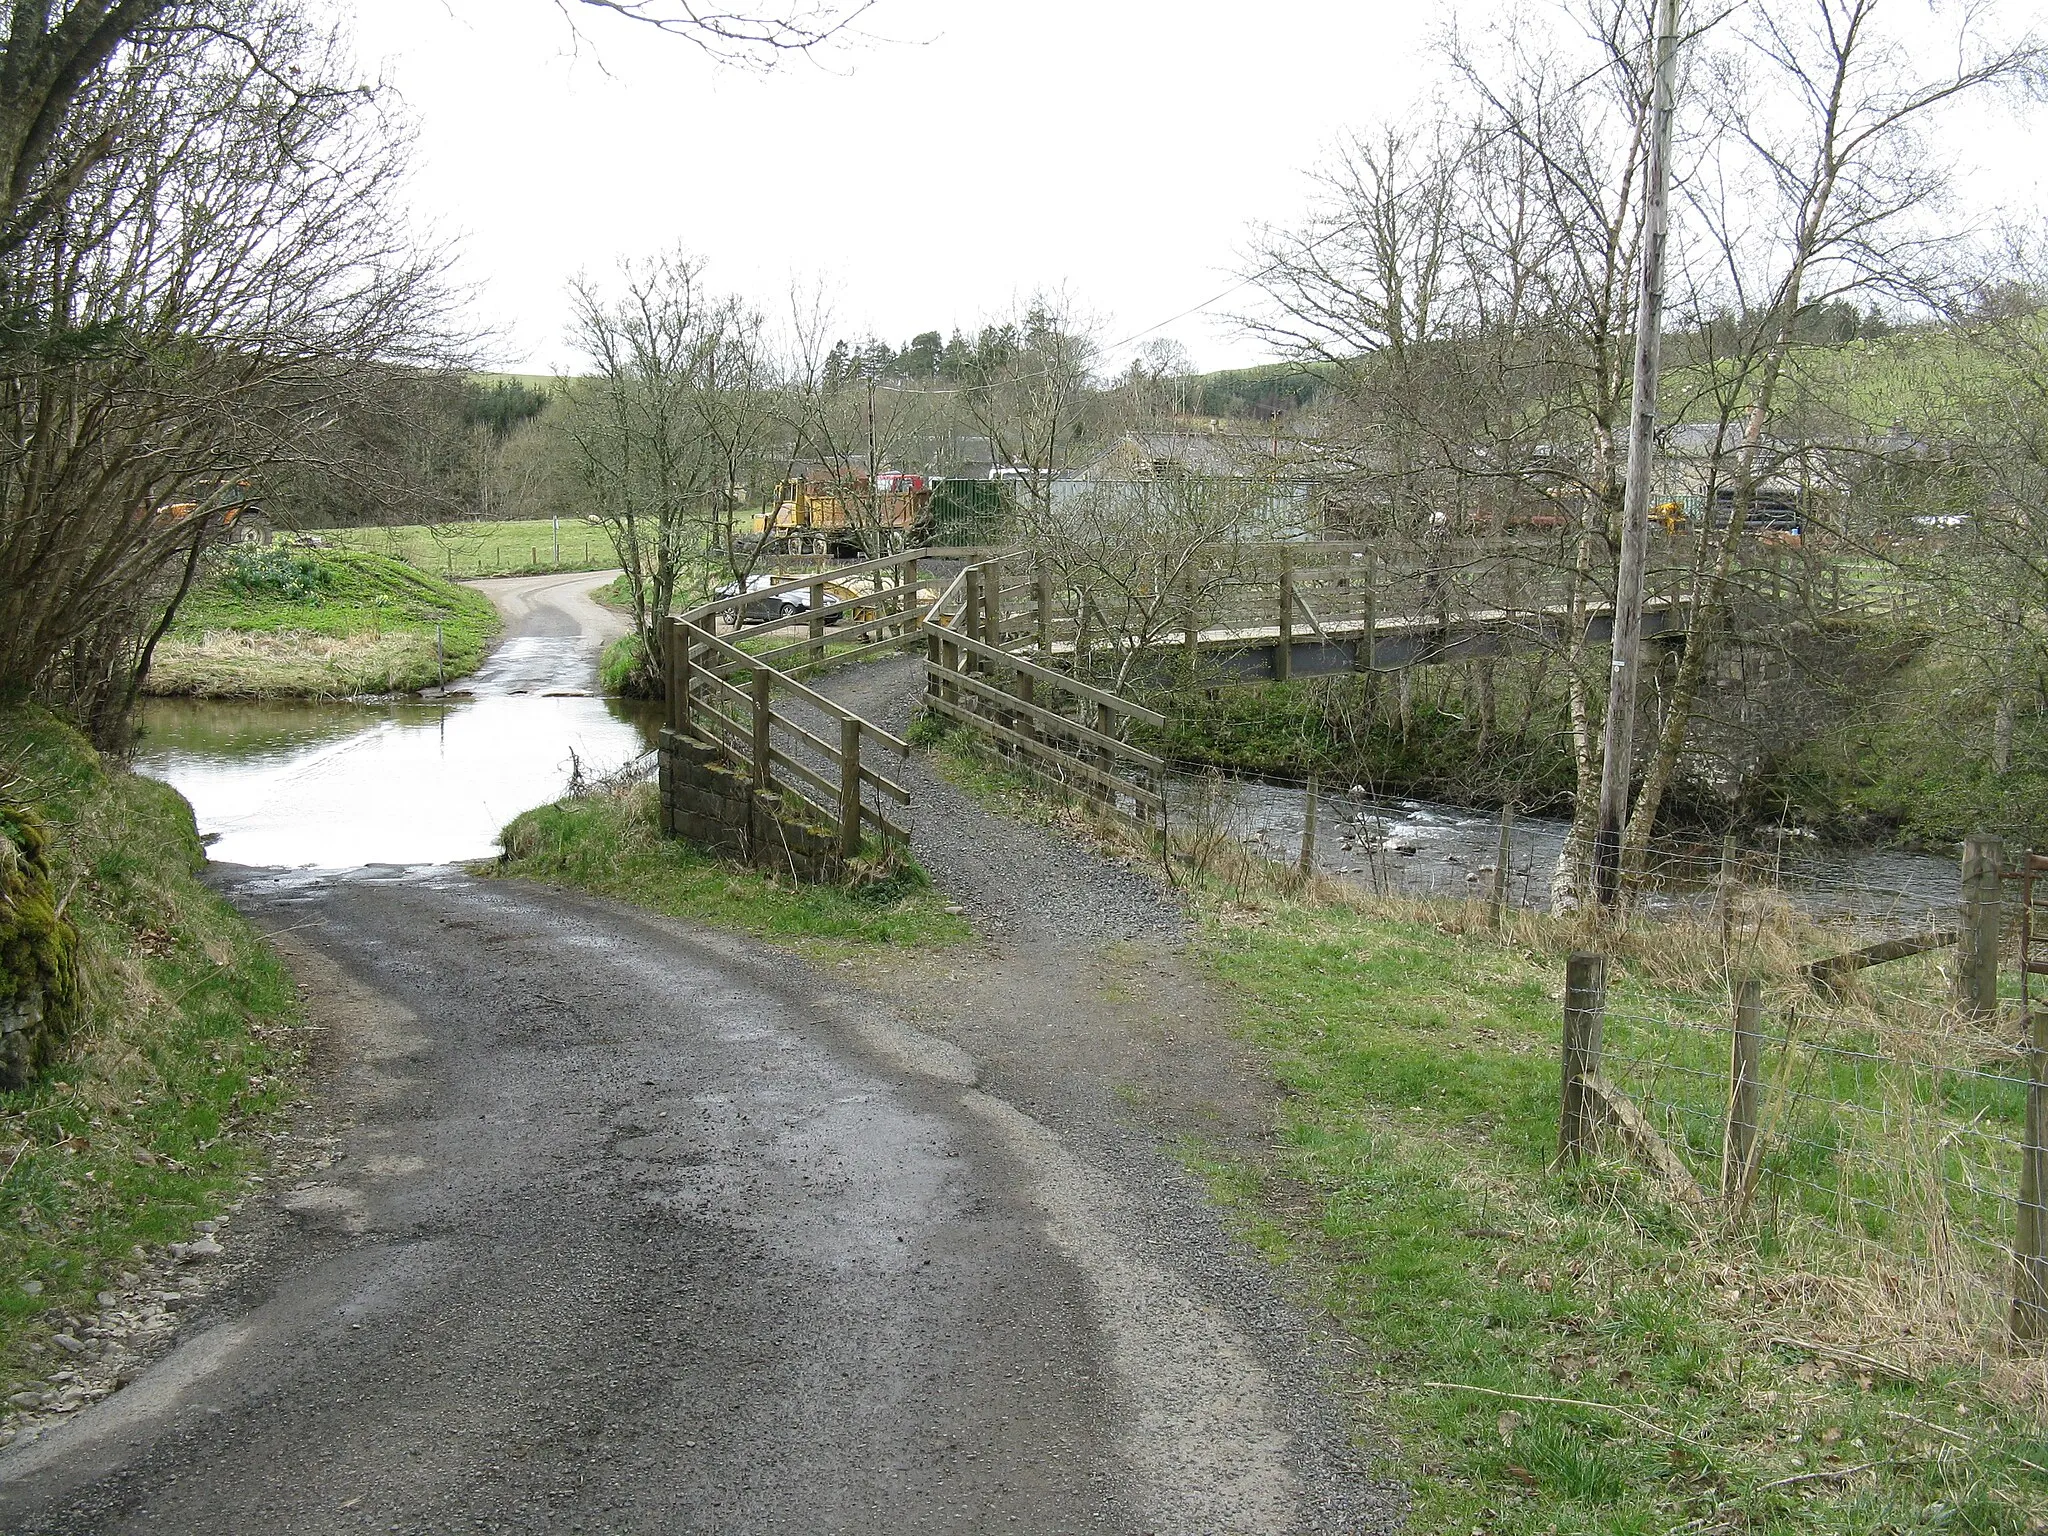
[{"left": 753, "top": 473, "right": 932, "bottom": 556}]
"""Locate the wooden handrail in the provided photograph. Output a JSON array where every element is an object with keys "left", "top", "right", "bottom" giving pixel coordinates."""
[
  {"left": 926, "top": 621, "right": 1168, "bottom": 727},
  {"left": 681, "top": 620, "right": 912, "bottom": 755}
]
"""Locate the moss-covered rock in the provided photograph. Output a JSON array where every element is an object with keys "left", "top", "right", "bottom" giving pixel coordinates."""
[{"left": 0, "top": 797, "right": 79, "bottom": 1088}]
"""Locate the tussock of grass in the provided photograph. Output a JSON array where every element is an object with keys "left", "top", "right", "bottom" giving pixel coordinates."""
[
  {"left": 147, "top": 549, "right": 499, "bottom": 698},
  {"left": 490, "top": 779, "right": 970, "bottom": 953},
  {"left": 0, "top": 706, "right": 305, "bottom": 1392}
]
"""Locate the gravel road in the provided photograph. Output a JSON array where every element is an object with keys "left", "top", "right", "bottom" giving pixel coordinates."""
[{"left": 0, "top": 608, "right": 1401, "bottom": 1533}]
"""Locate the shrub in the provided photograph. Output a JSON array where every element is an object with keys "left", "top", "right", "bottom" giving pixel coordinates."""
[{"left": 216, "top": 546, "right": 336, "bottom": 602}]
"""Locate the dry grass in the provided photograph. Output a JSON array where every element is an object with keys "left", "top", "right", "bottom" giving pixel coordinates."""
[{"left": 145, "top": 629, "right": 445, "bottom": 699}]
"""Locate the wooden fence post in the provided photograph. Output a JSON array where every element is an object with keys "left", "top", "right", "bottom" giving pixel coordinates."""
[
  {"left": 1298, "top": 772, "right": 1318, "bottom": 876},
  {"left": 664, "top": 617, "right": 684, "bottom": 734},
  {"left": 984, "top": 562, "right": 1003, "bottom": 651},
  {"left": 839, "top": 716, "right": 862, "bottom": 860},
  {"left": 1558, "top": 952, "right": 1607, "bottom": 1164},
  {"left": 1276, "top": 564, "right": 1295, "bottom": 682},
  {"left": 924, "top": 629, "right": 940, "bottom": 701},
  {"left": 1093, "top": 700, "right": 1116, "bottom": 812},
  {"left": 2015, "top": 1002, "right": 2048, "bottom": 1346},
  {"left": 963, "top": 567, "right": 984, "bottom": 679},
  {"left": 1491, "top": 802, "right": 1515, "bottom": 929},
  {"left": 1722, "top": 976, "right": 1763, "bottom": 1199},
  {"left": 1959, "top": 833, "right": 2005, "bottom": 1019},
  {"left": 751, "top": 668, "right": 772, "bottom": 789},
  {"left": 809, "top": 578, "right": 825, "bottom": 666},
  {"left": 1359, "top": 550, "right": 1377, "bottom": 679}
]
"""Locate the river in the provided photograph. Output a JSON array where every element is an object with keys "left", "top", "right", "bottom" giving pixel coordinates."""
[{"left": 133, "top": 570, "right": 1961, "bottom": 930}]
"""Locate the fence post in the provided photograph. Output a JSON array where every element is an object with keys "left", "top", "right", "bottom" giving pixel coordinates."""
[
  {"left": 1359, "top": 549, "right": 1378, "bottom": 679},
  {"left": 2015, "top": 999, "right": 2048, "bottom": 1345},
  {"left": 1959, "top": 832, "right": 2005, "bottom": 1019},
  {"left": 751, "top": 668, "right": 772, "bottom": 789},
  {"left": 679, "top": 618, "right": 704, "bottom": 733},
  {"left": 1722, "top": 976, "right": 1763, "bottom": 1200},
  {"left": 809, "top": 578, "right": 825, "bottom": 666},
  {"left": 924, "top": 629, "right": 939, "bottom": 701},
  {"left": 1276, "top": 563, "right": 1295, "bottom": 682},
  {"left": 984, "top": 562, "right": 1003, "bottom": 651},
  {"left": 1557, "top": 953, "right": 1607, "bottom": 1164},
  {"left": 1490, "top": 802, "right": 1516, "bottom": 929},
  {"left": 839, "top": 716, "right": 862, "bottom": 860},
  {"left": 1014, "top": 670, "right": 1036, "bottom": 748},
  {"left": 903, "top": 556, "right": 920, "bottom": 637},
  {"left": 1298, "top": 772, "right": 1318, "bottom": 876},
  {"left": 963, "top": 566, "right": 984, "bottom": 683},
  {"left": 1093, "top": 700, "right": 1116, "bottom": 812}
]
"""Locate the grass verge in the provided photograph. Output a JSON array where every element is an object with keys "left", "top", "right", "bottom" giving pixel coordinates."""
[
  {"left": 0, "top": 706, "right": 305, "bottom": 1401},
  {"left": 1201, "top": 895, "right": 2046, "bottom": 1535},
  {"left": 489, "top": 777, "right": 971, "bottom": 955},
  {"left": 146, "top": 548, "right": 499, "bottom": 698},
  {"left": 919, "top": 716, "right": 2048, "bottom": 1534}
]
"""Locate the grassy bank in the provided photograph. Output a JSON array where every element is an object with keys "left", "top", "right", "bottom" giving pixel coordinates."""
[
  {"left": 1761, "top": 632, "right": 2048, "bottom": 851},
  {"left": 329, "top": 517, "right": 614, "bottom": 578},
  {"left": 922, "top": 724, "right": 2047, "bottom": 1534},
  {"left": 0, "top": 707, "right": 305, "bottom": 1399},
  {"left": 146, "top": 547, "right": 500, "bottom": 698},
  {"left": 1139, "top": 672, "right": 1576, "bottom": 813},
  {"left": 491, "top": 778, "right": 970, "bottom": 954},
  {"left": 1202, "top": 896, "right": 2045, "bottom": 1535}
]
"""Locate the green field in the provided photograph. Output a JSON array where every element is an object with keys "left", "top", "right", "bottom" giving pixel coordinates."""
[
  {"left": 328, "top": 518, "right": 615, "bottom": 579},
  {"left": 147, "top": 548, "right": 500, "bottom": 698}
]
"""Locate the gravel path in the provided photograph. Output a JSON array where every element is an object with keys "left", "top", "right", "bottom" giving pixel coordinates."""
[{"left": 818, "top": 655, "right": 1184, "bottom": 946}]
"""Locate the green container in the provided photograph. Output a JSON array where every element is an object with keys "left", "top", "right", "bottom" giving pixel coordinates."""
[{"left": 929, "top": 479, "right": 1011, "bottom": 548}]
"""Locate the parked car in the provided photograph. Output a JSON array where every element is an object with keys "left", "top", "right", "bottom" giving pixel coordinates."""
[{"left": 715, "top": 574, "right": 878, "bottom": 627}]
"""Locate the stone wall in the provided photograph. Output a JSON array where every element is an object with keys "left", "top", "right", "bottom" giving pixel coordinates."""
[{"left": 658, "top": 728, "right": 848, "bottom": 884}]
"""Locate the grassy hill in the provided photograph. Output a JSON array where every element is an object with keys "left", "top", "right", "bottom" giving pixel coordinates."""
[{"left": 146, "top": 548, "right": 499, "bottom": 698}]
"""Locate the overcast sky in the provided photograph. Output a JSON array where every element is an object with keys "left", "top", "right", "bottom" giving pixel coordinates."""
[{"left": 347, "top": 0, "right": 2046, "bottom": 377}]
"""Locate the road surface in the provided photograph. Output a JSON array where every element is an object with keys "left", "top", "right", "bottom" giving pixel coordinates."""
[{"left": 0, "top": 577, "right": 1394, "bottom": 1534}]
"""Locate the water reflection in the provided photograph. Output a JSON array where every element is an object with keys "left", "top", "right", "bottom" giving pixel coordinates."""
[{"left": 136, "top": 635, "right": 657, "bottom": 869}]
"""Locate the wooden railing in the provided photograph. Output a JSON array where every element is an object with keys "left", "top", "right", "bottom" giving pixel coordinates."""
[
  {"left": 664, "top": 545, "right": 933, "bottom": 853},
  {"left": 673, "top": 547, "right": 933, "bottom": 680},
  {"left": 920, "top": 559, "right": 1168, "bottom": 831}
]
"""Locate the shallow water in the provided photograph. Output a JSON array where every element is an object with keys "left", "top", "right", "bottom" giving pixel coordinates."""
[
  {"left": 1178, "top": 775, "right": 1963, "bottom": 931},
  {"left": 136, "top": 635, "right": 658, "bottom": 870}
]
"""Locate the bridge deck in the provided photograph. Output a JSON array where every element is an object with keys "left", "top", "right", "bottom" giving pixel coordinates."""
[{"left": 1034, "top": 596, "right": 1691, "bottom": 678}]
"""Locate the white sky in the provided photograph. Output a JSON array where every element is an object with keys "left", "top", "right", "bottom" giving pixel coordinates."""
[{"left": 346, "top": 0, "right": 2046, "bottom": 376}]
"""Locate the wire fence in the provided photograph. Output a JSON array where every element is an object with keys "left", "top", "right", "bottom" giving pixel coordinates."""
[
  {"left": 1572, "top": 859, "right": 2043, "bottom": 1356},
  {"left": 1164, "top": 763, "right": 2042, "bottom": 1354}
]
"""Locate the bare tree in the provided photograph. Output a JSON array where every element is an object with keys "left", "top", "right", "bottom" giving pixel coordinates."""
[
  {"left": 957, "top": 294, "right": 1099, "bottom": 525},
  {"left": 1618, "top": 0, "right": 2046, "bottom": 871},
  {"left": 0, "top": 1, "right": 460, "bottom": 741}
]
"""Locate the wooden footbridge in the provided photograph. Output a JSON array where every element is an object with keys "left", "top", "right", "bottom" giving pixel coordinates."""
[{"left": 659, "top": 537, "right": 1708, "bottom": 855}]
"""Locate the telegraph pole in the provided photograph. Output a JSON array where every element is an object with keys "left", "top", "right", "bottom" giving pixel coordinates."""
[{"left": 1594, "top": 0, "right": 1683, "bottom": 910}]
